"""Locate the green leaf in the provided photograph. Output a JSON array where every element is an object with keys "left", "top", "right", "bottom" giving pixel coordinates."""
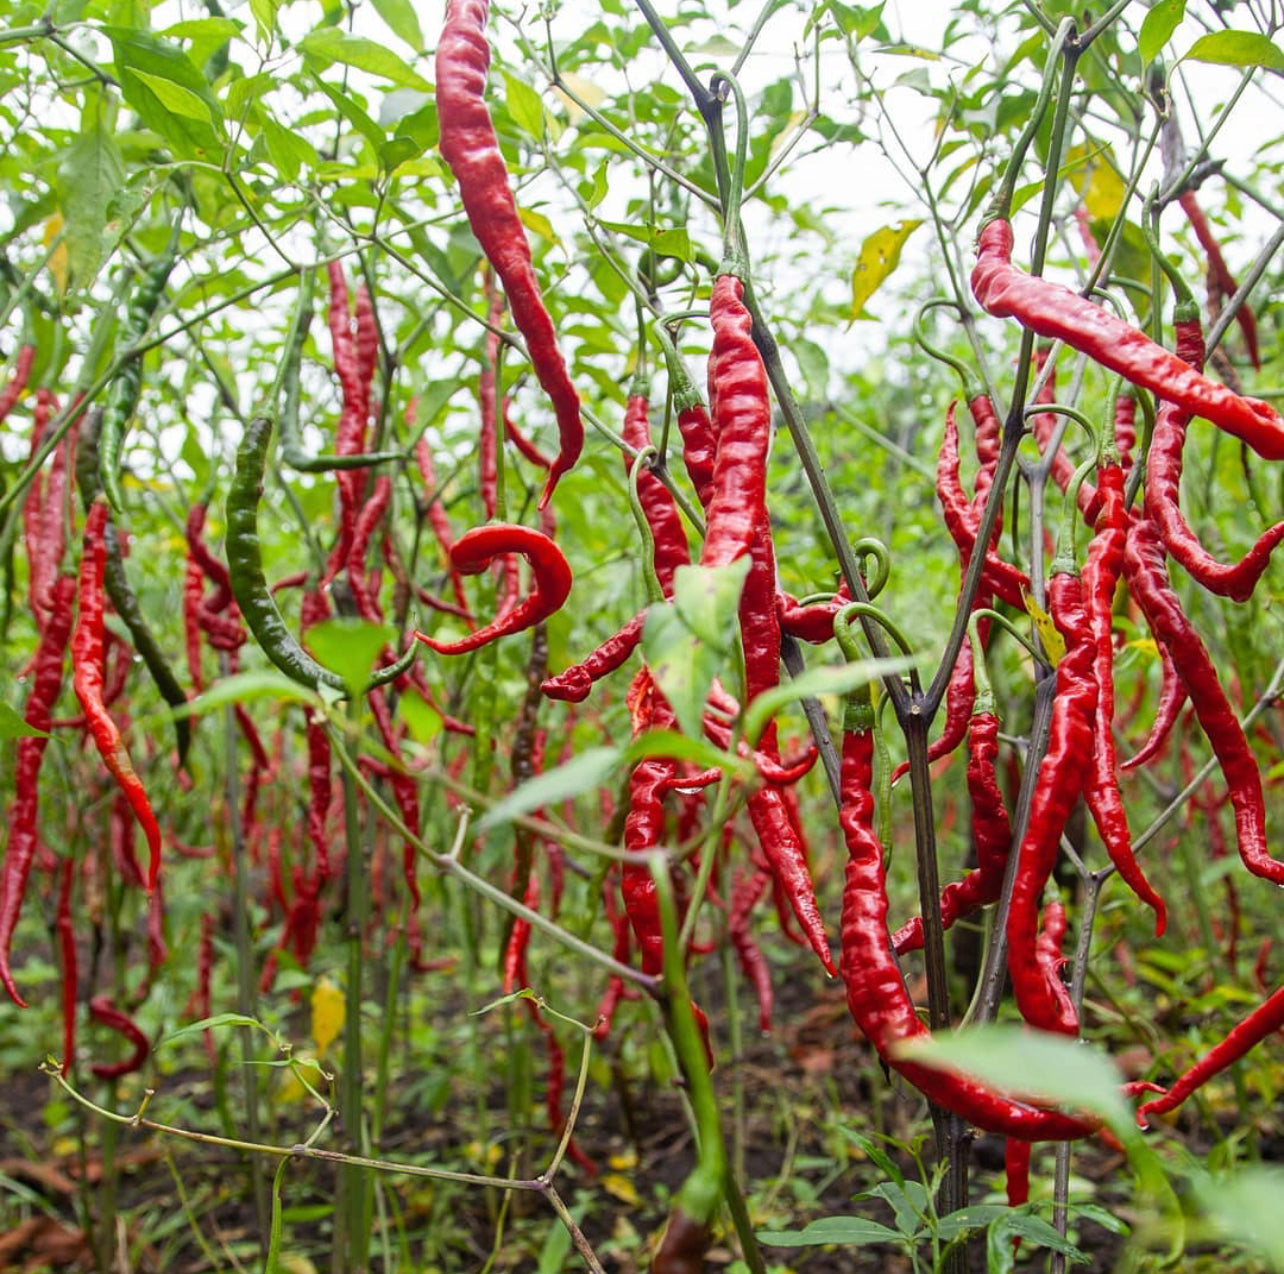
[
  {"left": 642, "top": 601, "right": 725, "bottom": 742},
  {"left": 160, "top": 1013, "right": 274, "bottom": 1047},
  {"left": 398, "top": 691, "right": 442, "bottom": 745},
  {"left": 893, "top": 1026, "right": 1134, "bottom": 1140},
  {"left": 742, "top": 656, "right": 914, "bottom": 748},
  {"left": 248, "top": 0, "right": 279, "bottom": 44},
  {"left": 149, "top": 672, "right": 323, "bottom": 727},
  {"left": 622, "top": 728, "right": 740, "bottom": 775},
  {"left": 163, "top": 17, "right": 242, "bottom": 41},
  {"left": 931, "top": 1204, "right": 1008, "bottom": 1241},
  {"left": 757, "top": 1215, "right": 904, "bottom": 1247},
  {"left": 1195, "top": 1167, "right": 1284, "bottom": 1267},
  {"left": 313, "top": 78, "right": 385, "bottom": 154},
  {"left": 672, "top": 560, "right": 750, "bottom": 653},
  {"left": 300, "top": 28, "right": 432, "bottom": 90},
  {"left": 478, "top": 747, "right": 621, "bottom": 832},
  {"left": 261, "top": 116, "right": 318, "bottom": 182},
  {"left": 585, "top": 161, "right": 609, "bottom": 210},
  {"left": 106, "top": 27, "right": 224, "bottom": 159},
  {"left": 849, "top": 220, "right": 921, "bottom": 319},
  {"left": 0, "top": 702, "right": 46, "bottom": 740},
  {"left": 504, "top": 71, "right": 546, "bottom": 138},
  {"left": 598, "top": 220, "right": 693, "bottom": 262},
  {"left": 307, "top": 618, "right": 394, "bottom": 693},
  {"left": 1185, "top": 30, "right": 1284, "bottom": 71},
  {"left": 58, "top": 122, "right": 123, "bottom": 289},
  {"left": 370, "top": 0, "right": 423, "bottom": 50},
  {"left": 988, "top": 1212, "right": 1089, "bottom": 1265},
  {"left": 1138, "top": 0, "right": 1184, "bottom": 66}
]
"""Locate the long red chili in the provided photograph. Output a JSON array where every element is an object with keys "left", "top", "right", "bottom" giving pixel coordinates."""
[
  {"left": 1177, "top": 190, "right": 1260, "bottom": 370},
  {"left": 700, "top": 274, "right": 771, "bottom": 569},
  {"left": 971, "top": 219, "right": 1284, "bottom": 459},
  {"left": 436, "top": 0, "right": 583, "bottom": 506},
  {"left": 837, "top": 689, "right": 1094, "bottom": 1140},
  {"left": 1122, "top": 640, "right": 1186, "bottom": 771},
  {"left": 729, "top": 867, "right": 773, "bottom": 1032},
  {"left": 1137, "top": 986, "right": 1283, "bottom": 1126},
  {"left": 1143, "top": 318, "right": 1283, "bottom": 602},
  {"left": 416, "top": 524, "right": 571, "bottom": 655},
  {"left": 89, "top": 995, "right": 151, "bottom": 1079},
  {"left": 0, "top": 574, "right": 76, "bottom": 1006},
  {"left": 1082, "top": 461, "right": 1167, "bottom": 934},
  {"left": 1006, "top": 570, "right": 1095, "bottom": 1037},
  {"left": 541, "top": 611, "right": 644, "bottom": 701},
  {"left": 0, "top": 342, "right": 35, "bottom": 423},
  {"left": 622, "top": 385, "right": 690, "bottom": 595},
  {"left": 73, "top": 501, "right": 163, "bottom": 893}
]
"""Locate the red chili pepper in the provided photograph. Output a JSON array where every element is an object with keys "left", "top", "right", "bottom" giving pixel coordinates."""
[
  {"left": 1114, "top": 393, "right": 1137, "bottom": 471},
  {"left": 677, "top": 397, "right": 716, "bottom": 513},
  {"left": 593, "top": 870, "right": 632, "bottom": 1040},
  {"left": 622, "top": 385, "right": 690, "bottom": 595},
  {"left": 971, "top": 219, "right": 1284, "bottom": 459},
  {"left": 185, "top": 503, "right": 233, "bottom": 611},
  {"left": 88, "top": 995, "right": 151, "bottom": 1079},
  {"left": 73, "top": 501, "right": 163, "bottom": 893},
  {"left": 183, "top": 550, "right": 205, "bottom": 694},
  {"left": 1137, "top": 986, "right": 1283, "bottom": 1126},
  {"left": 893, "top": 709, "right": 1011, "bottom": 955},
  {"left": 1144, "top": 331, "right": 1283, "bottom": 601},
  {"left": 1122, "top": 640, "right": 1186, "bottom": 771},
  {"left": 354, "top": 279, "right": 379, "bottom": 404},
  {"left": 0, "top": 343, "right": 35, "bottom": 424},
  {"left": 700, "top": 274, "right": 770, "bottom": 569},
  {"left": 30, "top": 390, "right": 70, "bottom": 624},
  {"left": 775, "top": 583, "right": 854, "bottom": 644},
  {"left": 968, "top": 393, "right": 1002, "bottom": 508},
  {"left": 729, "top": 867, "right": 773, "bottom": 1032},
  {"left": 415, "top": 524, "right": 572, "bottom": 655},
  {"left": 328, "top": 263, "right": 369, "bottom": 533},
  {"left": 1082, "top": 462, "right": 1167, "bottom": 934},
  {"left": 541, "top": 611, "right": 644, "bottom": 702},
  {"left": 436, "top": 0, "right": 583, "bottom": 506},
  {"left": 1006, "top": 570, "right": 1096, "bottom": 1037},
  {"left": 1177, "top": 190, "right": 1260, "bottom": 370},
  {"left": 56, "top": 858, "right": 77, "bottom": 1075},
  {"left": 837, "top": 688, "right": 1094, "bottom": 1140},
  {"left": 1005, "top": 1137, "right": 1032, "bottom": 1209},
  {"left": 502, "top": 402, "right": 553, "bottom": 470},
  {"left": 348, "top": 475, "right": 392, "bottom": 622},
  {"left": 1124, "top": 516, "right": 1284, "bottom": 885},
  {"left": 0, "top": 574, "right": 76, "bottom": 1006},
  {"left": 1073, "top": 204, "right": 1102, "bottom": 268}
]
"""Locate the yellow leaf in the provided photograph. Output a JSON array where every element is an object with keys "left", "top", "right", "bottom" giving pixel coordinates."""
[
  {"left": 602, "top": 1173, "right": 641, "bottom": 1205},
  {"left": 277, "top": 1067, "right": 307, "bottom": 1103},
  {"left": 552, "top": 71, "right": 604, "bottom": 123},
  {"left": 1083, "top": 160, "right": 1125, "bottom": 221},
  {"left": 849, "top": 220, "right": 921, "bottom": 321},
  {"left": 44, "top": 213, "right": 69, "bottom": 295},
  {"left": 1023, "top": 593, "right": 1065, "bottom": 665},
  {"left": 1127, "top": 637, "right": 1160, "bottom": 659},
  {"left": 608, "top": 1149, "right": 638, "bottom": 1171},
  {"left": 311, "top": 977, "right": 345, "bottom": 1058},
  {"left": 517, "top": 205, "right": 557, "bottom": 245}
]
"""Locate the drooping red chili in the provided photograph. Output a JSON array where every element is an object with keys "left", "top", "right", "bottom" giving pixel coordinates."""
[
  {"left": 1122, "top": 640, "right": 1186, "bottom": 771},
  {"left": 327, "top": 263, "right": 370, "bottom": 549},
  {"left": 1143, "top": 317, "right": 1283, "bottom": 602},
  {"left": 1177, "top": 190, "right": 1260, "bottom": 370},
  {"left": 89, "top": 995, "right": 151, "bottom": 1079},
  {"left": 729, "top": 867, "right": 773, "bottom": 1032},
  {"left": 415, "top": 524, "right": 572, "bottom": 655},
  {"left": 1137, "top": 986, "right": 1283, "bottom": 1126},
  {"left": 435, "top": 0, "right": 583, "bottom": 506},
  {"left": 700, "top": 274, "right": 771, "bottom": 569},
  {"left": 73, "top": 501, "right": 163, "bottom": 893},
  {"left": 1006, "top": 570, "right": 1096, "bottom": 1037},
  {"left": 0, "top": 343, "right": 35, "bottom": 423},
  {"left": 541, "top": 611, "right": 644, "bottom": 702},
  {"left": 1082, "top": 461, "right": 1168, "bottom": 934},
  {"left": 348, "top": 474, "right": 392, "bottom": 623},
  {"left": 56, "top": 858, "right": 77, "bottom": 1075},
  {"left": 622, "top": 385, "right": 691, "bottom": 595},
  {"left": 837, "top": 687, "right": 1095, "bottom": 1140},
  {"left": 971, "top": 219, "right": 1284, "bottom": 459},
  {"left": 0, "top": 573, "right": 76, "bottom": 1007}
]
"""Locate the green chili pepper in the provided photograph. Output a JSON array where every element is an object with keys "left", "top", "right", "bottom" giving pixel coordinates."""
[{"left": 226, "top": 415, "right": 346, "bottom": 693}]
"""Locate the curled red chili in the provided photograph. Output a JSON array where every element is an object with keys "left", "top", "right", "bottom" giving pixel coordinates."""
[
  {"left": 541, "top": 611, "right": 644, "bottom": 702},
  {"left": 89, "top": 995, "right": 151, "bottom": 1079},
  {"left": 971, "top": 219, "right": 1284, "bottom": 459},
  {"left": 415, "top": 524, "right": 572, "bottom": 655},
  {"left": 436, "top": 0, "right": 583, "bottom": 505}
]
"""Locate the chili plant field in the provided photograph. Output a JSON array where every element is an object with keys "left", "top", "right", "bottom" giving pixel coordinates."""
[{"left": 1, "top": 0, "right": 1282, "bottom": 1269}]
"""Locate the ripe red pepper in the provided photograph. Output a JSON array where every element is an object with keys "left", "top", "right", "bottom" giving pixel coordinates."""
[
  {"left": 1137, "top": 986, "right": 1283, "bottom": 1126},
  {"left": 73, "top": 501, "right": 163, "bottom": 893},
  {"left": 893, "top": 708, "right": 1011, "bottom": 955},
  {"left": 1114, "top": 393, "right": 1137, "bottom": 471},
  {"left": 348, "top": 474, "right": 392, "bottom": 622},
  {"left": 1177, "top": 190, "right": 1260, "bottom": 370},
  {"left": 0, "top": 573, "right": 76, "bottom": 1006},
  {"left": 622, "top": 386, "right": 690, "bottom": 595},
  {"left": 1082, "top": 462, "right": 1167, "bottom": 934},
  {"left": 0, "top": 343, "right": 35, "bottom": 423},
  {"left": 88, "top": 995, "right": 151, "bottom": 1079},
  {"left": 729, "top": 867, "right": 773, "bottom": 1032},
  {"left": 1006, "top": 570, "right": 1095, "bottom": 1037},
  {"left": 837, "top": 687, "right": 1094, "bottom": 1140},
  {"left": 1143, "top": 319, "right": 1283, "bottom": 602},
  {"left": 700, "top": 274, "right": 770, "bottom": 569},
  {"left": 415, "top": 524, "right": 572, "bottom": 655},
  {"left": 1122, "top": 640, "right": 1186, "bottom": 771},
  {"left": 436, "top": 0, "right": 583, "bottom": 506},
  {"left": 327, "top": 264, "right": 370, "bottom": 555},
  {"left": 541, "top": 611, "right": 644, "bottom": 702},
  {"left": 968, "top": 393, "right": 1002, "bottom": 509},
  {"left": 971, "top": 219, "right": 1284, "bottom": 460},
  {"left": 30, "top": 390, "right": 71, "bottom": 625},
  {"left": 56, "top": 858, "right": 77, "bottom": 1075}
]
